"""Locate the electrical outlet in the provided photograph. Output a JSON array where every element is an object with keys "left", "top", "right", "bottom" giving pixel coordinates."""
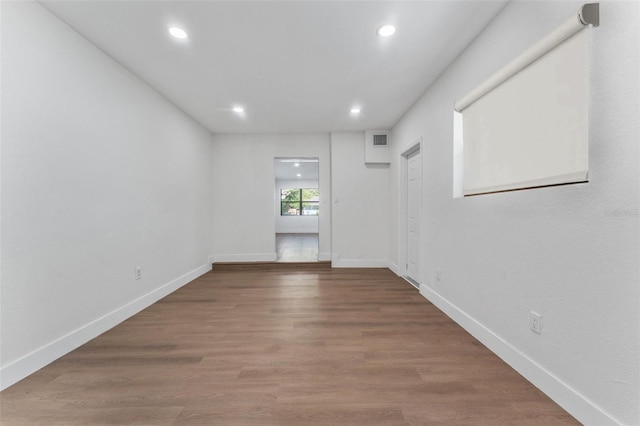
[
  {"left": 135, "top": 266, "right": 142, "bottom": 280},
  {"left": 530, "top": 311, "right": 542, "bottom": 334},
  {"left": 436, "top": 268, "right": 442, "bottom": 282}
]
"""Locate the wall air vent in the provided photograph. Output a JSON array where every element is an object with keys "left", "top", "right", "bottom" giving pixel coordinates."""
[
  {"left": 373, "top": 134, "right": 388, "bottom": 147},
  {"left": 365, "top": 130, "right": 391, "bottom": 164}
]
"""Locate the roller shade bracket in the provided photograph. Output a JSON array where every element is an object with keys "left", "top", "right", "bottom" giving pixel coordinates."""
[{"left": 579, "top": 3, "right": 599, "bottom": 27}]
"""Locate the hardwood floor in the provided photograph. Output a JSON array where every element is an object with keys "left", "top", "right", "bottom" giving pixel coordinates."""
[
  {"left": 0, "top": 268, "right": 578, "bottom": 425},
  {"left": 276, "top": 233, "right": 318, "bottom": 262}
]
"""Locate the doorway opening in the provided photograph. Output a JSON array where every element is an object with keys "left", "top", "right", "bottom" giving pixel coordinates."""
[{"left": 274, "top": 158, "right": 319, "bottom": 262}]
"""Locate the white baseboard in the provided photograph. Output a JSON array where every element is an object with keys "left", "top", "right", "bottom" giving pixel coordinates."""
[
  {"left": 0, "top": 263, "right": 212, "bottom": 391},
  {"left": 331, "top": 258, "right": 390, "bottom": 268},
  {"left": 388, "top": 261, "right": 401, "bottom": 276},
  {"left": 212, "top": 253, "right": 277, "bottom": 263},
  {"left": 318, "top": 253, "right": 331, "bottom": 262},
  {"left": 419, "top": 284, "right": 618, "bottom": 426}
]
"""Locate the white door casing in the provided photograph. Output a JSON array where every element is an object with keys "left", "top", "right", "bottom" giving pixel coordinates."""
[{"left": 406, "top": 149, "right": 421, "bottom": 283}]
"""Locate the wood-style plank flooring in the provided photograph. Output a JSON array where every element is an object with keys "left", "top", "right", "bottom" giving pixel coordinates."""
[
  {"left": 0, "top": 268, "right": 578, "bottom": 425},
  {"left": 276, "top": 233, "right": 318, "bottom": 262}
]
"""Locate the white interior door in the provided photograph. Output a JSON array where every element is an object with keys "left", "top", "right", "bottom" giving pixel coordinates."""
[{"left": 406, "top": 150, "right": 421, "bottom": 283}]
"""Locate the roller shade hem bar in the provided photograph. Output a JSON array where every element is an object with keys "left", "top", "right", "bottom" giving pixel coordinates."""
[
  {"left": 454, "top": 3, "right": 598, "bottom": 113},
  {"left": 463, "top": 171, "right": 589, "bottom": 196}
]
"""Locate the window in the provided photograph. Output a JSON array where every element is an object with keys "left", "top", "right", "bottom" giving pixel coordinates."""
[{"left": 281, "top": 188, "right": 319, "bottom": 216}]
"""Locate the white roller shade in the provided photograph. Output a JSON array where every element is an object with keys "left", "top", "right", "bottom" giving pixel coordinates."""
[{"left": 458, "top": 12, "right": 593, "bottom": 196}]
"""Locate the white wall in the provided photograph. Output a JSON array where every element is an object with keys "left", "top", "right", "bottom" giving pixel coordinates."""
[
  {"left": 0, "top": 2, "right": 213, "bottom": 389},
  {"left": 211, "top": 134, "right": 330, "bottom": 262},
  {"left": 390, "top": 1, "right": 639, "bottom": 424},
  {"left": 275, "top": 179, "right": 319, "bottom": 234},
  {"left": 331, "top": 132, "right": 390, "bottom": 268}
]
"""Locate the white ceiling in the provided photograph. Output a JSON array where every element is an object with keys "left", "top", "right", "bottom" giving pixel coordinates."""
[
  {"left": 41, "top": 0, "right": 507, "bottom": 134},
  {"left": 274, "top": 158, "right": 319, "bottom": 181}
]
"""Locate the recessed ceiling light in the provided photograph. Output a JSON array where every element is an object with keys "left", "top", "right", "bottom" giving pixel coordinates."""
[
  {"left": 232, "top": 106, "right": 244, "bottom": 113},
  {"left": 296, "top": 174, "right": 302, "bottom": 177},
  {"left": 169, "top": 27, "right": 188, "bottom": 39},
  {"left": 294, "top": 163, "right": 300, "bottom": 167},
  {"left": 377, "top": 25, "right": 396, "bottom": 37},
  {"left": 350, "top": 107, "right": 361, "bottom": 114}
]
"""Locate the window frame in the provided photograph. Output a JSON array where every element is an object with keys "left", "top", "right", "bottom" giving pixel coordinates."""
[{"left": 280, "top": 188, "right": 319, "bottom": 216}]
